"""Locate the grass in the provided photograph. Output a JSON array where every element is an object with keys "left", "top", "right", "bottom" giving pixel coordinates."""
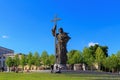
[{"left": 0, "top": 72, "right": 120, "bottom": 80}]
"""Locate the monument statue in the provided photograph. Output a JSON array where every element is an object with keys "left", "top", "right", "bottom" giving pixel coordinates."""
[
  {"left": 52, "top": 26, "right": 71, "bottom": 65},
  {"left": 52, "top": 16, "right": 70, "bottom": 67}
]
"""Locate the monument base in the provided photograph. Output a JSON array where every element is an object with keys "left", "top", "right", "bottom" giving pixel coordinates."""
[
  {"left": 53, "top": 64, "right": 67, "bottom": 73},
  {"left": 59, "top": 64, "right": 67, "bottom": 70}
]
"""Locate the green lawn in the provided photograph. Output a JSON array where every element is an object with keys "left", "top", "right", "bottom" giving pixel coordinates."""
[{"left": 0, "top": 72, "right": 120, "bottom": 80}]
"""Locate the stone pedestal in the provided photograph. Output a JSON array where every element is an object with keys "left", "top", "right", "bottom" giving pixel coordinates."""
[
  {"left": 82, "top": 63, "right": 86, "bottom": 71},
  {"left": 66, "top": 64, "right": 74, "bottom": 70},
  {"left": 53, "top": 64, "right": 61, "bottom": 73},
  {"left": 74, "top": 64, "right": 82, "bottom": 71},
  {"left": 53, "top": 64, "right": 67, "bottom": 73}
]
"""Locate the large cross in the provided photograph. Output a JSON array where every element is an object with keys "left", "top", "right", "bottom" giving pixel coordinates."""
[{"left": 51, "top": 15, "right": 61, "bottom": 25}]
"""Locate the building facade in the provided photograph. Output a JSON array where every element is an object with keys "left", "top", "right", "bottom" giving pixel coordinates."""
[{"left": 0, "top": 46, "right": 14, "bottom": 70}]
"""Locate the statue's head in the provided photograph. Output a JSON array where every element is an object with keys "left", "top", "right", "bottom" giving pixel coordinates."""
[{"left": 59, "top": 28, "right": 63, "bottom": 33}]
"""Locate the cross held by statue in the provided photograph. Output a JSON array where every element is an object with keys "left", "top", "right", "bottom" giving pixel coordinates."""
[{"left": 51, "top": 15, "right": 61, "bottom": 25}]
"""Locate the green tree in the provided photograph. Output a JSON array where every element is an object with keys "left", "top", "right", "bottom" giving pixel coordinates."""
[
  {"left": 41, "top": 51, "right": 50, "bottom": 69},
  {"left": 95, "top": 47, "right": 106, "bottom": 70},
  {"left": 67, "top": 50, "right": 77, "bottom": 65},
  {"left": 116, "top": 51, "right": 120, "bottom": 71},
  {"left": 5, "top": 57, "right": 13, "bottom": 72},
  {"left": 83, "top": 47, "right": 95, "bottom": 70},
  {"left": 20, "top": 54, "right": 26, "bottom": 71},
  {"left": 109, "top": 54, "right": 118, "bottom": 72},
  {"left": 27, "top": 52, "right": 33, "bottom": 70},
  {"left": 73, "top": 50, "right": 82, "bottom": 64},
  {"left": 33, "top": 52, "right": 40, "bottom": 70},
  {"left": 49, "top": 54, "right": 55, "bottom": 65},
  {"left": 100, "top": 46, "right": 108, "bottom": 57},
  {"left": 103, "top": 57, "right": 110, "bottom": 72},
  {"left": 89, "top": 44, "right": 99, "bottom": 57},
  {"left": 67, "top": 50, "right": 82, "bottom": 64},
  {"left": 89, "top": 44, "right": 108, "bottom": 57},
  {"left": 13, "top": 54, "right": 20, "bottom": 67},
  {"left": 103, "top": 55, "right": 118, "bottom": 72}
]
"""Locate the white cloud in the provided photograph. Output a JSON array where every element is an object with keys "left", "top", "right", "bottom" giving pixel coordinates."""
[
  {"left": 88, "top": 42, "right": 99, "bottom": 47},
  {"left": 2, "top": 35, "right": 9, "bottom": 39}
]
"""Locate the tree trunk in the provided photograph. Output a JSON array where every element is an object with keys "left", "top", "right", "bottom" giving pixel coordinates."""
[
  {"left": 105, "top": 67, "right": 106, "bottom": 72},
  {"left": 22, "top": 66, "right": 24, "bottom": 72},
  {"left": 98, "top": 64, "right": 101, "bottom": 71},
  {"left": 9, "top": 67, "right": 10, "bottom": 72},
  {"left": 109, "top": 69, "right": 111, "bottom": 72},
  {"left": 117, "top": 68, "right": 119, "bottom": 73},
  {"left": 112, "top": 68, "right": 114, "bottom": 73},
  {"left": 90, "top": 66, "right": 93, "bottom": 71},
  {"left": 36, "top": 66, "right": 37, "bottom": 70}
]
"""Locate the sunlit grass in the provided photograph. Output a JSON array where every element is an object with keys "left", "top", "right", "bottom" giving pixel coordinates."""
[{"left": 0, "top": 72, "right": 120, "bottom": 80}]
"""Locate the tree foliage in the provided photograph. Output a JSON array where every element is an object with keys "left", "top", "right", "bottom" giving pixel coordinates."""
[
  {"left": 5, "top": 57, "right": 13, "bottom": 72},
  {"left": 41, "top": 51, "right": 50, "bottom": 68},
  {"left": 49, "top": 54, "right": 55, "bottom": 65},
  {"left": 109, "top": 54, "right": 118, "bottom": 72},
  {"left": 89, "top": 44, "right": 108, "bottom": 57},
  {"left": 27, "top": 52, "right": 34, "bottom": 69},
  {"left": 67, "top": 50, "right": 82, "bottom": 64},
  {"left": 13, "top": 54, "right": 20, "bottom": 67},
  {"left": 95, "top": 47, "right": 106, "bottom": 70},
  {"left": 20, "top": 54, "right": 26, "bottom": 70},
  {"left": 33, "top": 52, "right": 40, "bottom": 67},
  {"left": 83, "top": 47, "right": 95, "bottom": 70},
  {"left": 116, "top": 51, "right": 120, "bottom": 70}
]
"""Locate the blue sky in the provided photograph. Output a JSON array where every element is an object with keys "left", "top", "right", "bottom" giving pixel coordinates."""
[{"left": 0, "top": 0, "right": 120, "bottom": 55}]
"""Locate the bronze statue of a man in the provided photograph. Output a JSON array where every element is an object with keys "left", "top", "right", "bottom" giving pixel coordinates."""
[{"left": 52, "top": 26, "right": 71, "bottom": 65}]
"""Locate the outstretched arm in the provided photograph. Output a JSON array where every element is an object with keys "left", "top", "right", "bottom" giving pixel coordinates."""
[{"left": 52, "top": 25, "right": 56, "bottom": 37}]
